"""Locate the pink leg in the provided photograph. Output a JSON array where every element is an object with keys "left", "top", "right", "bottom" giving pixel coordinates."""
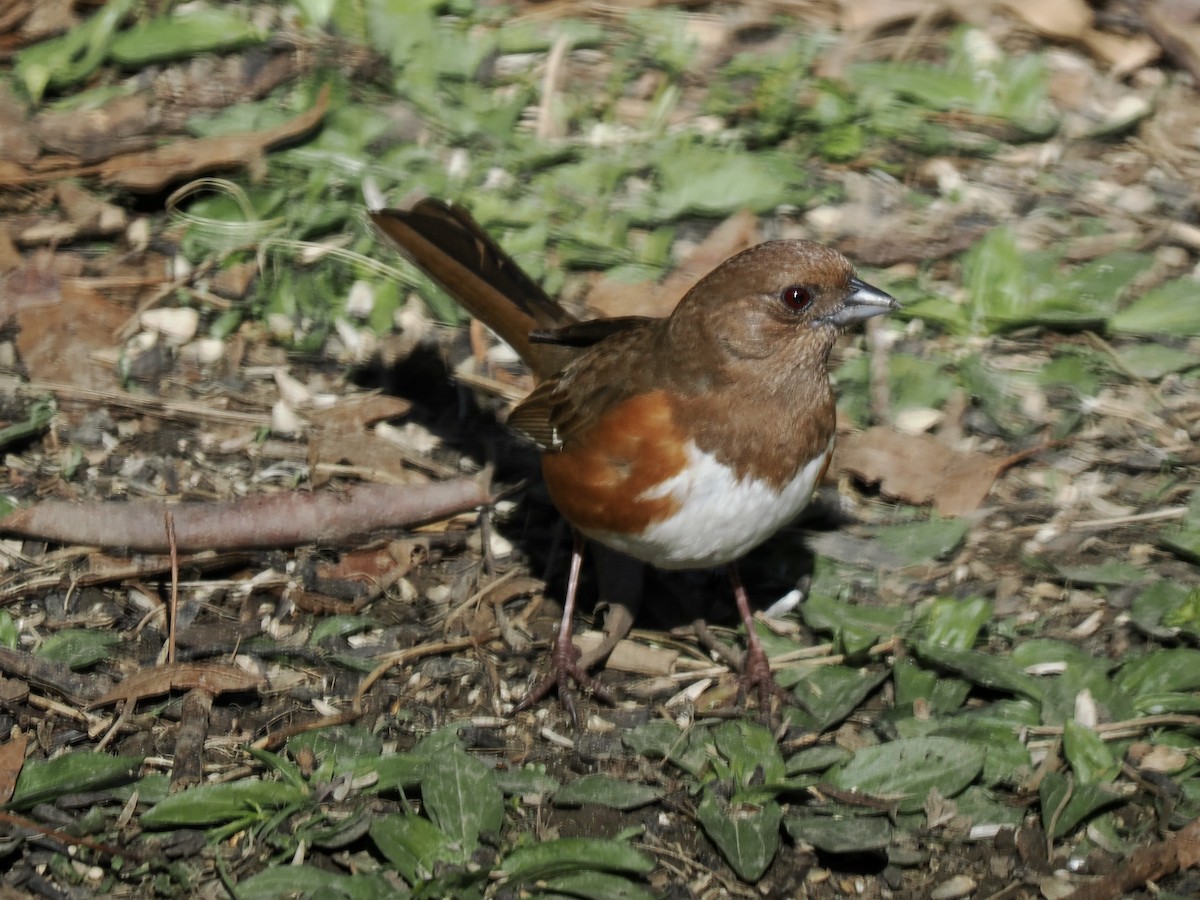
[
  {"left": 728, "top": 562, "right": 783, "bottom": 713},
  {"left": 513, "top": 533, "right": 615, "bottom": 726}
]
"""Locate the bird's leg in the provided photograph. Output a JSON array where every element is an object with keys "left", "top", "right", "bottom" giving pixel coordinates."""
[
  {"left": 576, "top": 544, "right": 643, "bottom": 672},
  {"left": 513, "top": 531, "right": 615, "bottom": 727},
  {"left": 727, "top": 562, "right": 795, "bottom": 717}
]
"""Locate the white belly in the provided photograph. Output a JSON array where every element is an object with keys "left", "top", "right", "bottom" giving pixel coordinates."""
[{"left": 584, "top": 439, "right": 831, "bottom": 570}]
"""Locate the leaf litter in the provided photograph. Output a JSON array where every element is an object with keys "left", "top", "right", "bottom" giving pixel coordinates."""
[{"left": 0, "top": 1, "right": 1197, "bottom": 898}]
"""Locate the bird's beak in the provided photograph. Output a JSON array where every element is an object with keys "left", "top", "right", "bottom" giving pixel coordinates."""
[{"left": 827, "top": 277, "right": 901, "bottom": 327}]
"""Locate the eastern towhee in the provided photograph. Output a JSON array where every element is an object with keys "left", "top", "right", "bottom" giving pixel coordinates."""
[{"left": 371, "top": 199, "right": 898, "bottom": 724}]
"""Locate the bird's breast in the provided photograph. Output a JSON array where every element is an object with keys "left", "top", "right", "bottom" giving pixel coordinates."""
[{"left": 540, "top": 388, "right": 832, "bottom": 569}]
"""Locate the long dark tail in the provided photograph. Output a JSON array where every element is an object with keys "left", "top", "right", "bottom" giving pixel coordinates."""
[{"left": 370, "top": 199, "right": 576, "bottom": 379}]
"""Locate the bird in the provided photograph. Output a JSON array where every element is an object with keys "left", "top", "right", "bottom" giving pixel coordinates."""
[{"left": 371, "top": 198, "right": 899, "bottom": 724}]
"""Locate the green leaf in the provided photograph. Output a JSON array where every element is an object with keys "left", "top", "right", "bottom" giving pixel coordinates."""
[
  {"left": 790, "top": 665, "right": 891, "bottom": 732},
  {"left": 1113, "top": 343, "right": 1200, "bottom": 380},
  {"left": 1039, "top": 771, "right": 1123, "bottom": 837},
  {"left": 495, "top": 765, "right": 560, "bottom": 796},
  {"left": 826, "top": 737, "right": 985, "bottom": 813},
  {"left": 11, "top": 753, "right": 144, "bottom": 809},
  {"left": 646, "top": 147, "right": 812, "bottom": 222},
  {"left": 357, "top": 748, "right": 429, "bottom": 792},
  {"left": 1116, "top": 649, "right": 1200, "bottom": 696},
  {"left": 784, "top": 812, "right": 891, "bottom": 854},
  {"left": 0, "top": 396, "right": 55, "bottom": 449},
  {"left": 420, "top": 748, "right": 503, "bottom": 853},
  {"left": 922, "top": 596, "right": 993, "bottom": 649},
  {"left": 893, "top": 658, "right": 970, "bottom": 714},
  {"left": 235, "top": 865, "right": 399, "bottom": 900},
  {"left": 623, "top": 720, "right": 709, "bottom": 778},
  {"left": 696, "top": 789, "right": 781, "bottom": 883},
  {"left": 1054, "top": 560, "right": 1146, "bottom": 586},
  {"left": 541, "top": 871, "right": 657, "bottom": 900},
  {"left": 36, "top": 629, "right": 121, "bottom": 671},
  {"left": 501, "top": 837, "right": 655, "bottom": 882},
  {"left": 140, "top": 779, "right": 308, "bottom": 828},
  {"left": 713, "top": 720, "right": 786, "bottom": 799},
  {"left": 1131, "top": 582, "right": 1200, "bottom": 641},
  {"left": 873, "top": 517, "right": 969, "bottom": 567},
  {"left": 1110, "top": 277, "right": 1200, "bottom": 336},
  {"left": 785, "top": 746, "right": 851, "bottom": 776},
  {"left": 915, "top": 642, "right": 1044, "bottom": 702},
  {"left": 801, "top": 592, "right": 908, "bottom": 637},
  {"left": 1062, "top": 719, "right": 1119, "bottom": 785},
  {"left": 554, "top": 774, "right": 663, "bottom": 810},
  {"left": 108, "top": 7, "right": 265, "bottom": 66},
  {"left": 13, "top": 0, "right": 137, "bottom": 102},
  {"left": 370, "top": 814, "right": 465, "bottom": 884}
]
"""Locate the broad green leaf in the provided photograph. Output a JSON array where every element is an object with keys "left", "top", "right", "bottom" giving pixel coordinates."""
[
  {"left": 140, "top": 779, "right": 308, "bottom": 828},
  {"left": 1054, "top": 560, "right": 1146, "bottom": 586},
  {"left": 11, "top": 753, "right": 144, "bottom": 809},
  {"left": 1161, "top": 522, "right": 1200, "bottom": 565},
  {"left": 1114, "top": 343, "right": 1199, "bottom": 380},
  {"left": 501, "top": 837, "right": 655, "bottom": 882},
  {"left": 36, "top": 629, "right": 121, "bottom": 670},
  {"left": 915, "top": 643, "right": 1044, "bottom": 701},
  {"left": 893, "top": 658, "right": 970, "bottom": 714},
  {"left": 623, "top": 720, "right": 709, "bottom": 778},
  {"left": 827, "top": 737, "right": 985, "bottom": 813},
  {"left": 1062, "top": 719, "right": 1119, "bottom": 785},
  {"left": 370, "top": 814, "right": 465, "bottom": 884},
  {"left": 696, "top": 789, "right": 781, "bottom": 883},
  {"left": 0, "top": 397, "right": 55, "bottom": 449},
  {"left": 495, "top": 765, "right": 560, "bottom": 796},
  {"left": 361, "top": 754, "right": 427, "bottom": 793},
  {"left": 554, "top": 774, "right": 663, "bottom": 810},
  {"left": 790, "top": 665, "right": 890, "bottom": 732},
  {"left": 801, "top": 592, "right": 908, "bottom": 637},
  {"left": 785, "top": 745, "right": 851, "bottom": 776},
  {"left": 873, "top": 517, "right": 969, "bottom": 567},
  {"left": 646, "top": 147, "right": 812, "bottom": 222},
  {"left": 784, "top": 812, "right": 891, "bottom": 854},
  {"left": 108, "top": 7, "right": 265, "bottom": 66},
  {"left": 13, "top": 0, "right": 137, "bottom": 102},
  {"left": 1039, "top": 771, "right": 1123, "bottom": 837},
  {"left": 1116, "top": 649, "right": 1200, "bottom": 696},
  {"left": 235, "top": 865, "right": 399, "bottom": 900},
  {"left": 420, "top": 748, "right": 503, "bottom": 853},
  {"left": 952, "top": 786, "right": 1026, "bottom": 830},
  {"left": 289, "top": 726, "right": 384, "bottom": 784},
  {"left": 310, "top": 615, "right": 377, "bottom": 645},
  {"left": 1110, "top": 277, "right": 1200, "bottom": 336},
  {"left": 922, "top": 596, "right": 993, "bottom": 649},
  {"left": 714, "top": 720, "right": 786, "bottom": 798},
  {"left": 1131, "top": 582, "right": 1200, "bottom": 641},
  {"left": 542, "top": 871, "right": 656, "bottom": 900}
]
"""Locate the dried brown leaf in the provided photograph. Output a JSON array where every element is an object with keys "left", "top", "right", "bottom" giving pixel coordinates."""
[
  {"left": 998, "top": 0, "right": 1092, "bottom": 40},
  {"left": 0, "top": 733, "right": 29, "bottom": 805},
  {"left": 97, "top": 85, "right": 330, "bottom": 192},
  {"left": 836, "top": 426, "right": 1005, "bottom": 516},
  {"left": 88, "top": 662, "right": 261, "bottom": 709}
]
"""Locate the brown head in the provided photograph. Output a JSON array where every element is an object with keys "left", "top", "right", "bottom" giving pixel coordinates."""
[{"left": 661, "top": 240, "right": 898, "bottom": 393}]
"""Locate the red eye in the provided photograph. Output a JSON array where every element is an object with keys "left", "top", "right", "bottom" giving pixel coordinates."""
[{"left": 780, "top": 285, "right": 812, "bottom": 311}]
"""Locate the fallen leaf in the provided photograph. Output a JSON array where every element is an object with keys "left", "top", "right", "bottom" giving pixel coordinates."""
[
  {"left": 13, "top": 274, "right": 126, "bottom": 391},
  {"left": 998, "top": 0, "right": 1092, "bottom": 40},
  {"left": 99, "top": 84, "right": 330, "bottom": 192},
  {"left": 0, "top": 732, "right": 29, "bottom": 804},
  {"left": 88, "top": 662, "right": 262, "bottom": 709},
  {"left": 836, "top": 426, "right": 1006, "bottom": 516}
]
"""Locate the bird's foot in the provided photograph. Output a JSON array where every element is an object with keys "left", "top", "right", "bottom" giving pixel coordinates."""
[{"left": 512, "top": 637, "right": 616, "bottom": 729}]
